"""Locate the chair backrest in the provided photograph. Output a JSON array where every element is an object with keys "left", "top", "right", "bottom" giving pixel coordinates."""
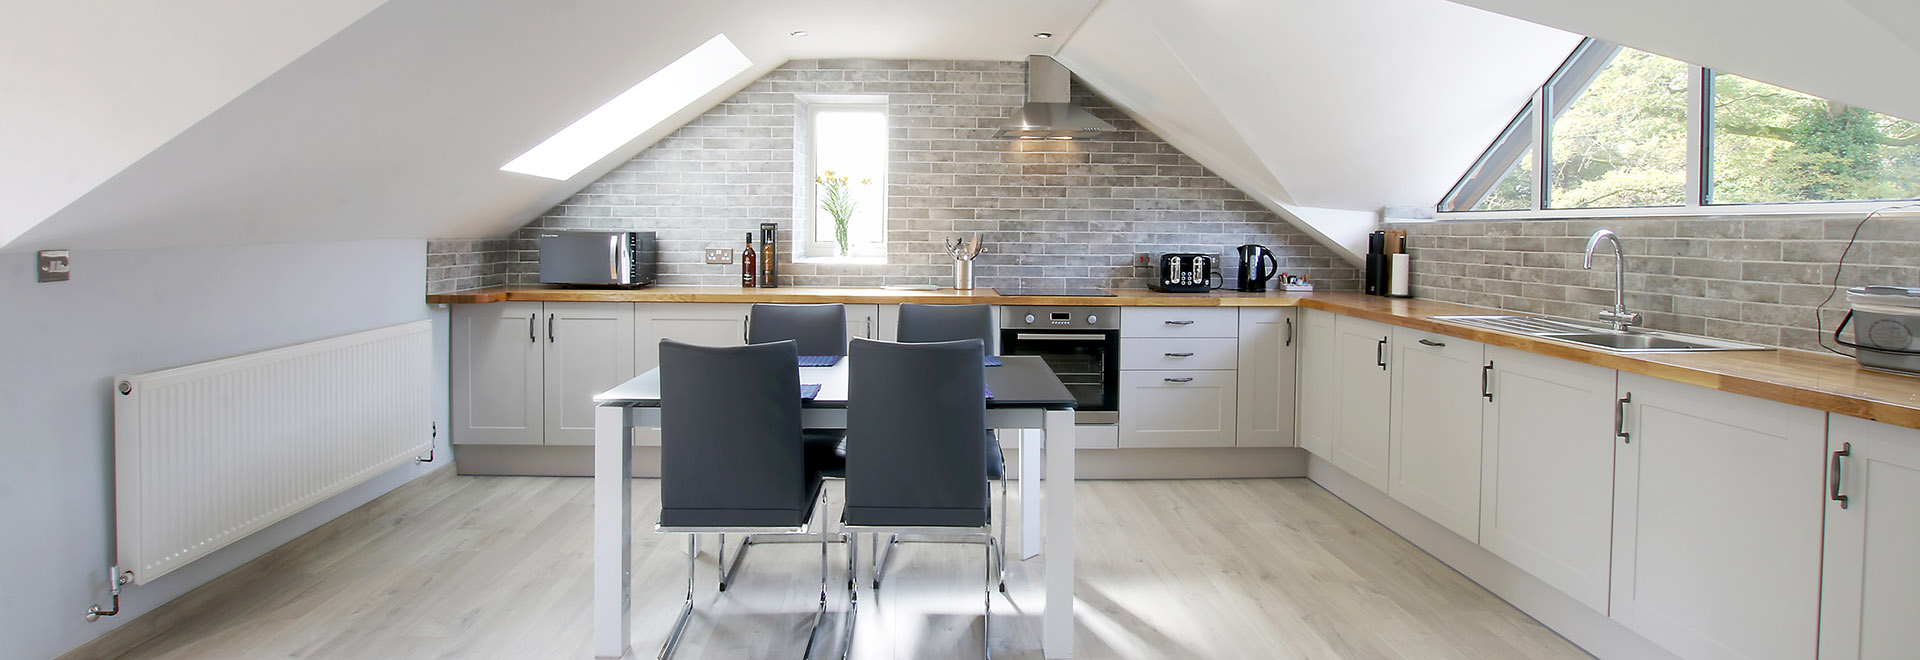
[
  {"left": 896, "top": 303, "right": 994, "bottom": 353},
  {"left": 658, "top": 339, "right": 808, "bottom": 519},
  {"left": 749, "top": 303, "right": 848, "bottom": 356},
  {"left": 844, "top": 338, "right": 988, "bottom": 525}
]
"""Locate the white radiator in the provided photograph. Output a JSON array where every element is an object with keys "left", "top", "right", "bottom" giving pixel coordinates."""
[{"left": 113, "top": 320, "right": 432, "bottom": 585}]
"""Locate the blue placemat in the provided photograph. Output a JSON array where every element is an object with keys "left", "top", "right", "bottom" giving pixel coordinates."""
[
  {"left": 985, "top": 385, "right": 994, "bottom": 399},
  {"left": 798, "top": 355, "right": 841, "bottom": 367},
  {"left": 800, "top": 383, "right": 822, "bottom": 400},
  {"left": 984, "top": 356, "right": 1002, "bottom": 367}
]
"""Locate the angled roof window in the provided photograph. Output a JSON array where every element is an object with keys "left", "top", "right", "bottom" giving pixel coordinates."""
[{"left": 501, "top": 34, "right": 751, "bottom": 181}]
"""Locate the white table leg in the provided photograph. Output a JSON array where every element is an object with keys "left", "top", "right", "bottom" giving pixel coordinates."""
[
  {"left": 594, "top": 405, "right": 633, "bottom": 659},
  {"left": 1042, "top": 409, "right": 1075, "bottom": 659},
  {"left": 1020, "top": 427, "right": 1043, "bottom": 560}
]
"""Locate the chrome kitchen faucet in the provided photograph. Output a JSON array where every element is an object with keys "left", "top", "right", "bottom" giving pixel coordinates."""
[{"left": 1583, "top": 229, "right": 1640, "bottom": 332}]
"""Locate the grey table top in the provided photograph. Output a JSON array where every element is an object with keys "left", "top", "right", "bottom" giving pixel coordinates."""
[{"left": 595, "top": 354, "right": 1075, "bottom": 409}]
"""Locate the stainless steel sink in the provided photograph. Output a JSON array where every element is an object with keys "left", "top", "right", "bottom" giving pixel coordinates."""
[{"left": 1430, "top": 315, "right": 1772, "bottom": 353}]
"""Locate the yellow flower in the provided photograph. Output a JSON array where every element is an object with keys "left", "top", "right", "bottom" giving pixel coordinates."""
[
  {"left": 823, "top": 169, "right": 836, "bottom": 176},
  {"left": 860, "top": 178, "right": 871, "bottom": 185}
]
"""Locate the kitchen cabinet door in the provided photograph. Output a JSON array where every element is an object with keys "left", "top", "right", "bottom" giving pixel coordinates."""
[
  {"left": 1820, "top": 415, "right": 1920, "bottom": 660},
  {"left": 451, "top": 302, "right": 545, "bottom": 445},
  {"left": 1611, "top": 372, "right": 1824, "bottom": 660},
  {"left": 1294, "top": 308, "right": 1338, "bottom": 459},
  {"left": 542, "top": 303, "right": 636, "bottom": 446},
  {"left": 1118, "top": 370, "right": 1237, "bottom": 448},
  {"left": 1236, "top": 308, "right": 1297, "bottom": 447},
  {"left": 846, "top": 304, "right": 879, "bottom": 343},
  {"left": 634, "top": 303, "right": 750, "bottom": 446},
  {"left": 1386, "top": 327, "right": 1484, "bottom": 541},
  {"left": 1330, "top": 315, "right": 1392, "bottom": 490},
  {"left": 1479, "top": 346, "right": 1617, "bottom": 614}
]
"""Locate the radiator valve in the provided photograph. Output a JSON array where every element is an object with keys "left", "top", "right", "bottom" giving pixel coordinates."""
[{"left": 85, "top": 567, "right": 132, "bottom": 621}]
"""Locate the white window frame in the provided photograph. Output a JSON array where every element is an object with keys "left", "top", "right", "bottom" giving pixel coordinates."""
[
  {"left": 797, "top": 98, "right": 889, "bottom": 262},
  {"left": 1435, "top": 38, "right": 1920, "bottom": 221}
]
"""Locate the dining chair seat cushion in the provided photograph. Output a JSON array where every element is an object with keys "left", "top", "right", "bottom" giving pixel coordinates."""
[{"left": 662, "top": 479, "right": 825, "bottom": 528}]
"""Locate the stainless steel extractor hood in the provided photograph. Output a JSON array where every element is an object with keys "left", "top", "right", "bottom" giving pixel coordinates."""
[{"left": 992, "top": 55, "right": 1114, "bottom": 140}]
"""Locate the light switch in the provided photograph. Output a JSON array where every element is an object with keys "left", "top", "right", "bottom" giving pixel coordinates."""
[{"left": 704, "top": 248, "right": 733, "bottom": 264}]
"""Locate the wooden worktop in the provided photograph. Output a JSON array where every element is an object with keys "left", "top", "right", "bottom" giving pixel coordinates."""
[{"left": 429, "top": 285, "right": 1920, "bottom": 429}]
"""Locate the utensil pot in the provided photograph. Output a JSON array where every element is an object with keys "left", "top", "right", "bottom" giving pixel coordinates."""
[{"left": 953, "top": 259, "right": 975, "bottom": 290}]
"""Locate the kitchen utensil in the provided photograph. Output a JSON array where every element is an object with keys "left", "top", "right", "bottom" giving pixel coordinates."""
[
  {"left": 945, "top": 235, "right": 987, "bottom": 290},
  {"left": 1235, "top": 244, "right": 1278, "bottom": 292}
]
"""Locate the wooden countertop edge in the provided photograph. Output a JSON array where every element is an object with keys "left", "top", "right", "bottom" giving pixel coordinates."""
[{"left": 428, "top": 286, "right": 1920, "bottom": 429}]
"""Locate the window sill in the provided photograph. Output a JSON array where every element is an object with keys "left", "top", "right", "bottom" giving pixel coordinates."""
[
  {"left": 793, "top": 255, "right": 888, "bottom": 265},
  {"left": 1427, "top": 200, "right": 1920, "bottom": 222}
]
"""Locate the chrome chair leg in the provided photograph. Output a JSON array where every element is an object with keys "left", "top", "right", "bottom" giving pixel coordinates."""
[
  {"left": 803, "top": 491, "right": 830, "bottom": 660},
  {"left": 872, "top": 534, "right": 900, "bottom": 590},
  {"left": 660, "top": 534, "right": 697, "bottom": 660},
  {"left": 984, "top": 532, "right": 994, "bottom": 660},
  {"left": 842, "top": 531, "right": 859, "bottom": 660},
  {"left": 997, "top": 473, "right": 1008, "bottom": 593},
  {"left": 718, "top": 533, "right": 754, "bottom": 592}
]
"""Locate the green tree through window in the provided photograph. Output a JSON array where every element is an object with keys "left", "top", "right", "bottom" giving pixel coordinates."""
[{"left": 1710, "top": 73, "right": 1920, "bottom": 204}]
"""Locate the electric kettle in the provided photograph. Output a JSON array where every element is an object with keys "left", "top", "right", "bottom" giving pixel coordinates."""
[{"left": 1235, "top": 244, "right": 1277, "bottom": 292}]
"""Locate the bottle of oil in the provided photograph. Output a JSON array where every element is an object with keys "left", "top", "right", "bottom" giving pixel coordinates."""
[{"left": 741, "top": 233, "right": 756, "bottom": 287}]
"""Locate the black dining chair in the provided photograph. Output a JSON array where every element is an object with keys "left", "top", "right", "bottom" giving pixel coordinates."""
[
  {"left": 655, "top": 339, "right": 835, "bottom": 660},
  {"left": 748, "top": 302, "right": 849, "bottom": 356},
  {"left": 889, "top": 303, "right": 1007, "bottom": 593},
  {"left": 749, "top": 302, "right": 851, "bottom": 478},
  {"left": 842, "top": 337, "right": 996, "bottom": 660}
]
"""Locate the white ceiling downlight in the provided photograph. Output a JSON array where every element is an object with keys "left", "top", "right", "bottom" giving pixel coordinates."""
[{"left": 499, "top": 34, "right": 751, "bottom": 181}]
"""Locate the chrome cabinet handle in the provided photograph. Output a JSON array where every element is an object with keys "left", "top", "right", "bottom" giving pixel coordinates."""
[
  {"left": 1831, "top": 442, "right": 1852, "bottom": 509},
  {"left": 1376, "top": 337, "right": 1387, "bottom": 370},
  {"left": 1615, "top": 393, "right": 1632, "bottom": 443},
  {"left": 1164, "top": 377, "right": 1194, "bottom": 383},
  {"left": 1164, "top": 320, "right": 1195, "bottom": 326},
  {"left": 1284, "top": 317, "right": 1293, "bottom": 347},
  {"left": 547, "top": 314, "right": 555, "bottom": 342},
  {"left": 1164, "top": 352, "right": 1195, "bottom": 357},
  {"left": 1418, "top": 338, "right": 1446, "bottom": 347},
  {"left": 528, "top": 313, "right": 537, "bottom": 342},
  {"left": 742, "top": 315, "right": 749, "bottom": 343},
  {"left": 1482, "top": 361, "right": 1494, "bottom": 402}
]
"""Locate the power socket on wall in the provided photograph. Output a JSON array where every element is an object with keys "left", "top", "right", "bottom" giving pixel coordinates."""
[{"left": 704, "top": 248, "right": 733, "bottom": 265}]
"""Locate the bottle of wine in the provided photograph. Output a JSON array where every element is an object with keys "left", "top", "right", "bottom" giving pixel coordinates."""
[{"left": 741, "top": 233, "right": 757, "bottom": 288}]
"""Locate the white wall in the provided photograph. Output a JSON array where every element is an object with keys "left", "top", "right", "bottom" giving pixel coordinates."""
[{"left": 0, "top": 239, "right": 447, "bottom": 659}]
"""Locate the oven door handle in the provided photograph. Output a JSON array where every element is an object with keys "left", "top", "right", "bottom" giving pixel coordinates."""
[{"left": 1012, "top": 333, "right": 1111, "bottom": 341}]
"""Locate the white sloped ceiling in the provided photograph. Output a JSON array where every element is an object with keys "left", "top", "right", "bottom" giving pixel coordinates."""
[
  {"left": 1450, "top": 0, "right": 1920, "bottom": 123},
  {"left": 0, "top": 0, "right": 390, "bottom": 248}
]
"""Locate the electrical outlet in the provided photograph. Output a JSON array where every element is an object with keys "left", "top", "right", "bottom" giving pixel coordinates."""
[
  {"left": 1132, "top": 252, "right": 1151, "bottom": 268},
  {"left": 704, "top": 248, "right": 733, "bottom": 265},
  {"left": 37, "top": 250, "right": 70, "bottom": 282}
]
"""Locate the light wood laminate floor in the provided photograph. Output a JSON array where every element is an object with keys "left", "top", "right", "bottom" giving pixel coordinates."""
[{"left": 78, "top": 474, "right": 1591, "bottom": 660}]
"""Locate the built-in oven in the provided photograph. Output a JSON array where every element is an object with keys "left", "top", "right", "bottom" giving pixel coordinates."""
[{"left": 999, "top": 305, "right": 1120, "bottom": 424}]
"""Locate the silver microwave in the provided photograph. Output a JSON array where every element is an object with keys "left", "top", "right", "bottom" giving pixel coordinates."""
[{"left": 538, "top": 230, "right": 656, "bottom": 287}]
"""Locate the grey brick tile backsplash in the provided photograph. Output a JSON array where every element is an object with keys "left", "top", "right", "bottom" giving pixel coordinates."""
[
  {"left": 1390, "top": 213, "right": 1920, "bottom": 352},
  {"left": 428, "top": 60, "right": 1359, "bottom": 293}
]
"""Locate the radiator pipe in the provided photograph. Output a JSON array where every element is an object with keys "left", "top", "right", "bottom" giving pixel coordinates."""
[{"left": 85, "top": 566, "right": 133, "bottom": 621}]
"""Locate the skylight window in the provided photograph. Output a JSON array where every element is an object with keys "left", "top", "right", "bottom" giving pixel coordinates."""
[{"left": 500, "top": 34, "right": 751, "bottom": 181}]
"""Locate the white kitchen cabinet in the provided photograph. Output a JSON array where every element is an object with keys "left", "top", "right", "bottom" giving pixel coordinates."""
[
  {"left": 1118, "top": 370, "right": 1238, "bottom": 448},
  {"left": 1122, "top": 337, "right": 1238, "bottom": 371},
  {"left": 1329, "top": 314, "right": 1393, "bottom": 490},
  {"left": 1120, "top": 306, "right": 1239, "bottom": 338},
  {"left": 1235, "top": 308, "right": 1296, "bottom": 447},
  {"left": 1611, "top": 372, "right": 1825, "bottom": 660},
  {"left": 1386, "top": 326, "right": 1484, "bottom": 541},
  {"left": 632, "top": 303, "right": 750, "bottom": 446},
  {"left": 542, "top": 303, "right": 636, "bottom": 446},
  {"left": 1478, "top": 346, "right": 1617, "bottom": 614},
  {"left": 1820, "top": 415, "right": 1920, "bottom": 660},
  {"left": 451, "top": 302, "right": 546, "bottom": 445},
  {"left": 1294, "top": 308, "right": 1338, "bottom": 458},
  {"left": 452, "top": 302, "right": 635, "bottom": 446},
  {"left": 845, "top": 304, "right": 879, "bottom": 342}
]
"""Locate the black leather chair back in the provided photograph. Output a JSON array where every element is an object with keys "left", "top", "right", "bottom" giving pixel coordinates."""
[
  {"left": 658, "top": 339, "right": 810, "bottom": 527},
  {"left": 749, "top": 303, "right": 848, "bottom": 356},
  {"left": 896, "top": 303, "right": 994, "bottom": 353},
  {"left": 844, "top": 338, "right": 989, "bottom": 527}
]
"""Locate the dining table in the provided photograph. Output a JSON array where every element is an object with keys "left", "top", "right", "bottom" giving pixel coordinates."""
[{"left": 589, "top": 354, "right": 1079, "bottom": 659}]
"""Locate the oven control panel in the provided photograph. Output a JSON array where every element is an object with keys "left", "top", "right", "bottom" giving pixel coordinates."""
[{"left": 1000, "top": 305, "right": 1120, "bottom": 330}]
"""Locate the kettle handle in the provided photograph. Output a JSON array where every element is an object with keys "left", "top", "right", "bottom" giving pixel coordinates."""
[{"left": 1259, "top": 250, "right": 1278, "bottom": 282}]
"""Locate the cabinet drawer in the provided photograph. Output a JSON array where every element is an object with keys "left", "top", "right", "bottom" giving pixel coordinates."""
[
  {"left": 1118, "top": 370, "right": 1237, "bottom": 448},
  {"left": 1121, "top": 338, "right": 1238, "bottom": 371},
  {"left": 1121, "top": 307, "right": 1238, "bottom": 338}
]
